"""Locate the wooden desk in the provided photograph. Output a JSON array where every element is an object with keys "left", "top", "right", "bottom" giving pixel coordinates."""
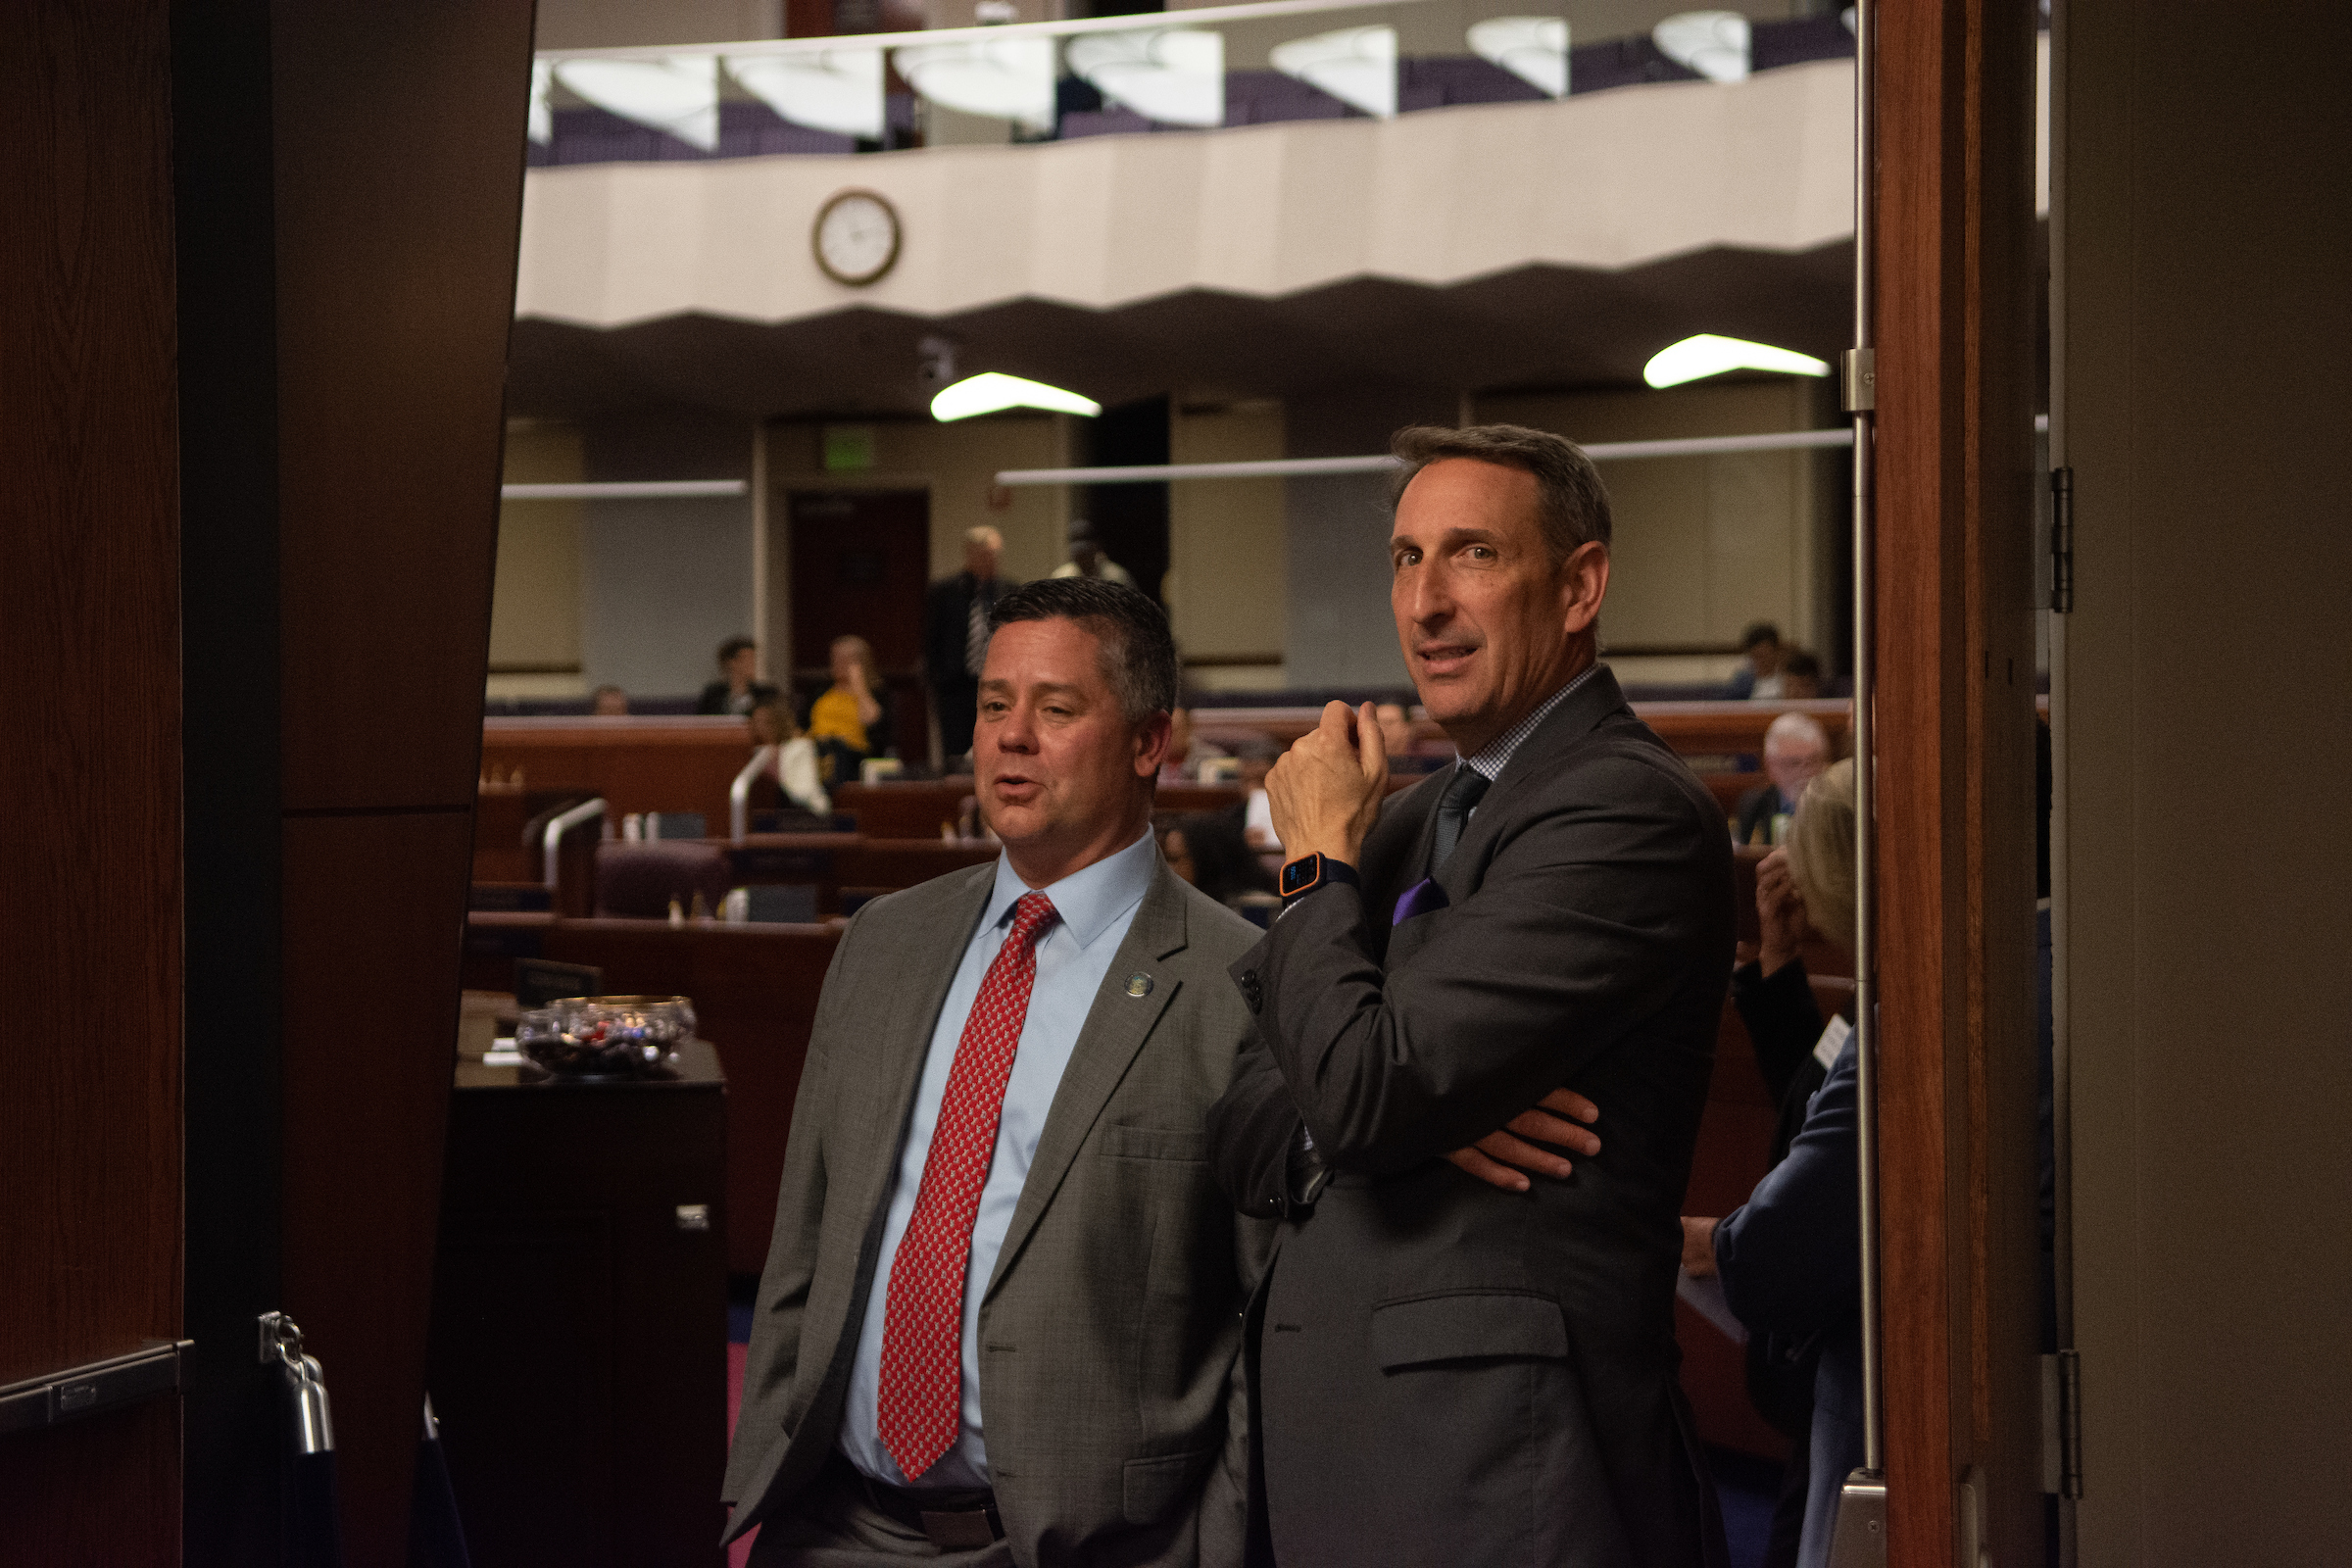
[
  {"left": 461, "top": 918, "right": 844, "bottom": 1276},
  {"left": 426, "top": 1040, "right": 728, "bottom": 1568},
  {"left": 479, "top": 716, "right": 753, "bottom": 826}
]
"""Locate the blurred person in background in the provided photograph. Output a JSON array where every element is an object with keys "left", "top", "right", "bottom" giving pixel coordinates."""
[
  {"left": 1230, "top": 733, "right": 1283, "bottom": 853},
  {"left": 926, "top": 525, "right": 1015, "bottom": 766},
  {"left": 1685, "top": 759, "right": 1858, "bottom": 1568},
  {"left": 1729, "top": 621, "right": 1784, "bottom": 699},
  {"left": 591, "top": 684, "right": 629, "bottom": 715},
  {"left": 1160, "top": 810, "right": 1276, "bottom": 908},
  {"left": 808, "top": 634, "right": 893, "bottom": 783},
  {"left": 1776, "top": 649, "right": 1823, "bottom": 700},
  {"left": 1049, "top": 518, "right": 1135, "bottom": 588},
  {"left": 1159, "top": 705, "right": 1232, "bottom": 783},
  {"left": 750, "top": 698, "right": 830, "bottom": 818},
  {"left": 699, "top": 635, "right": 780, "bottom": 715},
  {"left": 1736, "top": 711, "right": 1833, "bottom": 847}
]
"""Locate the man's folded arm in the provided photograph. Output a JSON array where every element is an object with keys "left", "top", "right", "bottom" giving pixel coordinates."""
[
  {"left": 1207, "top": 1032, "right": 1315, "bottom": 1220},
  {"left": 1259, "top": 780, "right": 1713, "bottom": 1173}
]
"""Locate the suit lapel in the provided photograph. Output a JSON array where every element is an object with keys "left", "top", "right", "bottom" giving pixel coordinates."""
[
  {"left": 846, "top": 866, "right": 996, "bottom": 1226},
  {"left": 1434, "top": 664, "right": 1629, "bottom": 902},
  {"left": 982, "top": 862, "right": 1189, "bottom": 1301}
]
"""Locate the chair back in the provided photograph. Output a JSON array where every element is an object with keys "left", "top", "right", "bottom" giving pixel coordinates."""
[{"left": 594, "top": 841, "right": 730, "bottom": 919}]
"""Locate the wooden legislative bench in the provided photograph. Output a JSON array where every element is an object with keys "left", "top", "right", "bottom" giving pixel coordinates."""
[{"left": 479, "top": 715, "right": 754, "bottom": 826}]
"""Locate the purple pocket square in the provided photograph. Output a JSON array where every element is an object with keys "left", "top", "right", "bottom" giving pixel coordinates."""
[{"left": 1393, "top": 877, "right": 1449, "bottom": 925}]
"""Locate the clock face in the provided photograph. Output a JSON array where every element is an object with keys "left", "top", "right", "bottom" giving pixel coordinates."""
[{"left": 812, "top": 190, "right": 901, "bottom": 286}]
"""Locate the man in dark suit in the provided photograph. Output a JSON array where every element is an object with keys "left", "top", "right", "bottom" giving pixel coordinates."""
[
  {"left": 925, "top": 525, "right": 1016, "bottom": 765},
  {"left": 1206, "top": 424, "right": 1734, "bottom": 1568}
]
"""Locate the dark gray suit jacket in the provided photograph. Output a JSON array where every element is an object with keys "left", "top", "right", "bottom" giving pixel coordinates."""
[
  {"left": 1206, "top": 667, "right": 1734, "bottom": 1568},
  {"left": 724, "top": 856, "right": 1273, "bottom": 1566}
]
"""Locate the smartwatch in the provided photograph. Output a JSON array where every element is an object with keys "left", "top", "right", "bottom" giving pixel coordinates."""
[{"left": 1279, "top": 853, "right": 1361, "bottom": 902}]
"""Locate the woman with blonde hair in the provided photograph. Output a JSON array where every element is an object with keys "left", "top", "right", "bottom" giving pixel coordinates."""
[{"left": 806, "top": 634, "right": 893, "bottom": 782}]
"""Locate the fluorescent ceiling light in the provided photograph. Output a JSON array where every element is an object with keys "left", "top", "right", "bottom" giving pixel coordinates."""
[
  {"left": 555, "top": 56, "right": 721, "bottom": 150},
  {"left": 1066, "top": 28, "right": 1225, "bottom": 127},
  {"left": 932, "top": 372, "right": 1102, "bottom": 421},
  {"left": 729, "top": 49, "right": 886, "bottom": 141},
  {"left": 1653, "top": 10, "right": 1752, "bottom": 83},
  {"left": 894, "top": 35, "right": 1057, "bottom": 131},
  {"left": 1270, "top": 25, "right": 1397, "bottom": 120},
  {"left": 1467, "top": 17, "right": 1571, "bottom": 99},
  {"left": 1643, "top": 334, "right": 1831, "bottom": 388}
]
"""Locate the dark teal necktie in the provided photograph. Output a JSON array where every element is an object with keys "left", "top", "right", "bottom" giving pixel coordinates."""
[{"left": 1431, "top": 764, "right": 1493, "bottom": 872}]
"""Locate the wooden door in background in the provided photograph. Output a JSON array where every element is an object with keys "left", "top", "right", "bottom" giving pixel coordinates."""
[{"left": 788, "top": 489, "right": 931, "bottom": 764}]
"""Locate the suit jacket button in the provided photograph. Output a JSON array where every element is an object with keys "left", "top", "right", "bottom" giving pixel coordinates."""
[{"left": 1241, "top": 971, "right": 1262, "bottom": 1012}]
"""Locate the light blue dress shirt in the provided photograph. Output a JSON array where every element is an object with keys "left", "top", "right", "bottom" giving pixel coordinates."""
[{"left": 840, "top": 827, "right": 1159, "bottom": 1489}]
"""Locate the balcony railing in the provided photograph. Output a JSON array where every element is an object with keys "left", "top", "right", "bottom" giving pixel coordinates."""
[{"left": 527, "top": 2, "right": 1860, "bottom": 167}]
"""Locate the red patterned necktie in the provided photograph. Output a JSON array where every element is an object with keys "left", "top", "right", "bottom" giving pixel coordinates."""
[{"left": 877, "top": 890, "right": 1058, "bottom": 1481}]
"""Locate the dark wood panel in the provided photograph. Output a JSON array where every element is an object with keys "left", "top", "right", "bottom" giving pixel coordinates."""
[
  {"left": 1873, "top": 0, "right": 2042, "bottom": 1559},
  {"left": 430, "top": 1047, "right": 728, "bottom": 1567},
  {"left": 481, "top": 720, "right": 755, "bottom": 825},
  {"left": 281, "top": 810, "right": 477, "bottom": 1565},
  {"left": 0, "top": 0, "right": 182, "bottom": 1552},
  {"left": 0, "top": 1400, "right": 183, "bottom": 1564},
  {"left": 274, "top": 4, "right": 534, "bottom": 813},
  {"left": 262, "top": 5, "right": 538, "bottom": 1561}
]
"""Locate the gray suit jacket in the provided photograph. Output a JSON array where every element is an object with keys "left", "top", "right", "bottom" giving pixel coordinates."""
[
  {"left": 723, "top": 855, "right": 1273, "bottom": 1565},
  {"left": 1207, "top": 668, "right": 1734, "bottom": 1568}
]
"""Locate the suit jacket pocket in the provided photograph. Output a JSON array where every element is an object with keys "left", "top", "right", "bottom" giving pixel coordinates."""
[
  {"left": 1370, "top": 1290, "right": 1569, "bottom": 1370},
  {"left": 1122, "top": 1447, "right": 1212, "bottom": 1525},
  {"left": 1098, "top": 1123, "right": 1208, "bottom": 1162}
]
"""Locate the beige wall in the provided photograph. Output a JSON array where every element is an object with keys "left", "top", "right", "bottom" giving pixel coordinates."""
[
  {"left": 1476, "top": 378, "right": 1837, "bottom": 679},
  {"left": 1169, "top": 400, "right": 1287, "bottom": 691},
  {"left": 487, "top": 421, "right": 587, "bottom": 699},
  {"left": 759, "top": 414, "right": 1073, "bottom": 671},
  {"left": 2058, "top": 0, "right": 2352, "bottom": 1561}
]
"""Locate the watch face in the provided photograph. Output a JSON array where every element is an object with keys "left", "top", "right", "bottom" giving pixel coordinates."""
[
  {"left": 1280, "top": 856, "right": 1320, "bottom": 897},
  {"left": 812, "top": 189, "right": 900, "bottom": 286}
]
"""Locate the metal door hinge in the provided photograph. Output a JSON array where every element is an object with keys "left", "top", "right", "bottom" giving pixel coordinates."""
[
  {"left": 2049, "top": 467, "right": 2075, "bottom": 612},
  {"left": 2042, "top": 1348, "right": 2084, "bottom": 1497},
  {"left": 1841, "top": 348, "right": 1877, "bottom": 414}
]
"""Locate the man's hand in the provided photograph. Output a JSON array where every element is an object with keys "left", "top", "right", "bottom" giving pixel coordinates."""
[
  {"left": 1754, "top": 849, "right": 1809, "bottom": 976},
  {"left": 1266, "top": 701, "right": 1388, "bottom": 867},
  {"left": 1445, "top": 1088, "right": 1601, "bottom": 1193},
  {"left": 1680, "top": 1216, "right": 1720, "bottom": 1277}
]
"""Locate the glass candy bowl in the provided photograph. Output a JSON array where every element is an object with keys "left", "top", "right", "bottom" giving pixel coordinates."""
[{"left": 514, "top": 995, "right": 697, "bottom": 1078}]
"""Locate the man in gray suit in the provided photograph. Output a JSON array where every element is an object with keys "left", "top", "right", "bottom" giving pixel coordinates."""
[
  {"left": 725, "top": 577, "right": 1269, "bottom": 1566},
  {"left": 1208, "top": 425, "right": 1735, "bottom": 1568}
]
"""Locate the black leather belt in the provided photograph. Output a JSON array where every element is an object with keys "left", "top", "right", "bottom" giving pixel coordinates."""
[{"left": 830, "top": 1450, "right": 1004, "bottom": 1551}]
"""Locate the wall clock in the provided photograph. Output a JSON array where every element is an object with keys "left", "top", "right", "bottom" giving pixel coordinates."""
[{"left": 812, "top": 188, "right": 901, "bottom": 286}]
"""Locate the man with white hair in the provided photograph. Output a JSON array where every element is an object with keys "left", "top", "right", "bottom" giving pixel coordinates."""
[{"left": 1735, "top": 710, "right": 1831, "bottom": 847}]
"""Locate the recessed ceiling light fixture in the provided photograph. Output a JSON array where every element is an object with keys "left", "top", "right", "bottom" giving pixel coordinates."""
[
  {"left": 931, "top": 372, "right": 1102, "bottom": 421},
  {"left": 1643, "top": 333, "right": 1832, "bottom": 389}
]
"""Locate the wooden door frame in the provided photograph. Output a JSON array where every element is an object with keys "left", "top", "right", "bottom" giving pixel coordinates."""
[{"left": 1872, "top": 0, "right": 2045, "bottom": 1561}]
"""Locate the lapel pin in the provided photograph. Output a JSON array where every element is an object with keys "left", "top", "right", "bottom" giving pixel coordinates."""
[{"left": 1125, "top": 972, "right": 1153, "bottom": 998}]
